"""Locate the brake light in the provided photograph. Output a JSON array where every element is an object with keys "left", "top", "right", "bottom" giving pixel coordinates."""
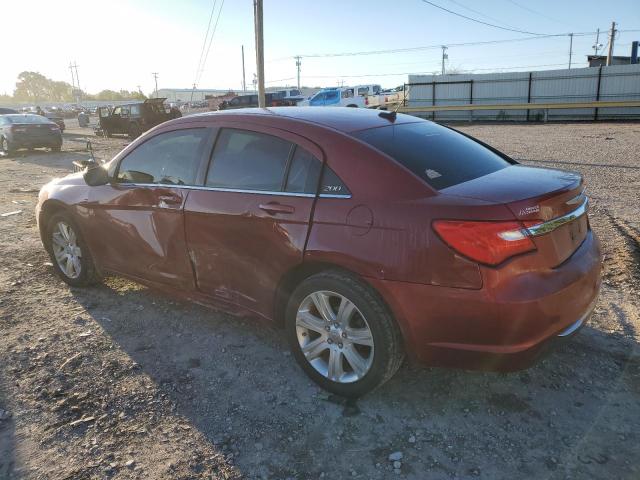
[
  {"left": 49, "top": 125, "right": 60, "bottom": 130},
  {"left": 432, "top": 220, "right": 536, "bottom": 266},
  {"left": 365, "top": 97, "right": 369, "bottom": 105}
]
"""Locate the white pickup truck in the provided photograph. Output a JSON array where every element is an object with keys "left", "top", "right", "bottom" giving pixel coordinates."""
[{"left": 364, "top": 86, "right": 407, "bottom": 110}]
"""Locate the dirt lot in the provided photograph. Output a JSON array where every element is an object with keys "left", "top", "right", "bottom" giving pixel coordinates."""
[{"left": 1, "top": 120, "right": 639, "bottom": 480}]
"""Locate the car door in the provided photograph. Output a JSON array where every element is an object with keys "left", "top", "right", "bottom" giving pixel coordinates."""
[
  {"left": 184, "top": 125, "right": 323, "bottom": 319},
  {"left": 84, "top": 126, "right": 213, "bottom": 288}
]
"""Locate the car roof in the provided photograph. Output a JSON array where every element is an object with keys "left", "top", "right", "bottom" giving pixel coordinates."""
[{"left": 190, "top": 107, "right": 421, "bottom": 133}]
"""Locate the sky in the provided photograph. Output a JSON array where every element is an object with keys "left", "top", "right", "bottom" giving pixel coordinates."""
[{"left": 2, "top": 0, "right": 639, "bottom": 96}]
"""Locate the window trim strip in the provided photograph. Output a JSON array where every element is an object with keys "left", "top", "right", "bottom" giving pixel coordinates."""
[{"left": 116, "top": 182, "right": 352, "bottom": 199}]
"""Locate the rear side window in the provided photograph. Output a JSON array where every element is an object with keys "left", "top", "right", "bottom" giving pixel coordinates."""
[
  {"left": 320, "top": 167, "right": 350, "bottom": 196},
  {"left": 206, "top": 128, "right": 293, "bottom": 191},
  {"left": 116, "top": 128, "right": 209, "bottom": 185},
  {"left": 352, "top": 122, "right": 510, "bottom": 190},
  {"left": 285, "top": 147, "right": 321, "bottom": 194}
]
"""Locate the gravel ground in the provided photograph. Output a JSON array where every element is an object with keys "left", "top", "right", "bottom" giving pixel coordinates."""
[{"left": 0, "top": 120, "right": 638, "bottom": 480}]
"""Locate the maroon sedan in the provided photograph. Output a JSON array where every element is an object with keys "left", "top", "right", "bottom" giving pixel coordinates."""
[{"left": 36, "top": 108, "right": 601, "bottom": 397}]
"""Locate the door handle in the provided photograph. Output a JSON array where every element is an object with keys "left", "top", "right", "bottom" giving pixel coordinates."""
[
  {"left": 158, "top": 194, "right": 182, "bottom": 207},
  {"left": 258, "top": 202, "right": 295, "bottom": 215}
]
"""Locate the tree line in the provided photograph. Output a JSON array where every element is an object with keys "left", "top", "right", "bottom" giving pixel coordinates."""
[{"left": 0, "top": 72, "right": 147, "bottom": 104}]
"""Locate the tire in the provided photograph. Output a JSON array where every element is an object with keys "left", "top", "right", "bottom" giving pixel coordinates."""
[
  {"left": 286, "top": 270, "right": 404, "bottom": 398},
  {"left": 346, "top": 104, "right": 358, "bottom": 108},
  {"left": 128, "top": 123, "right": 141, "bottom": 139},
  {"left": 0, "top": 136, "right": 14, "bottom": 157},
  {"left": 45, "top": 211, "right": 100, "bottom": 287}
]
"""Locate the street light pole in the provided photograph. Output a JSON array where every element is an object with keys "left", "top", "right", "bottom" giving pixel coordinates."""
[{"left": 253, "top": 0, "right": 265, "bottom": 107}]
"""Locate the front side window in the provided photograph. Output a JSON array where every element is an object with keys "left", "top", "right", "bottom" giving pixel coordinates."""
[
  {"left": 206, "top": 128, "right": 293, "bottom": 191},
  {"left": 310, "top": 91, "right": 326, "bottom": 106},
  {"left": 130, "top": 104, "right": 140, "bottom": 115},
  {"left": 113, "top": 106, "right": 121, "bottom": 115},
  {"left": 325, "top": 90, "right": 339, "bottom": 103},
  {"left": 116, "top": 128, "right": 209, "bottom": 185},
  {"left": 357, "top": 87, "right": 368, "bottom": 96},
  {"left": 352, "top": 121, "right": 510, "bottom": 190}
]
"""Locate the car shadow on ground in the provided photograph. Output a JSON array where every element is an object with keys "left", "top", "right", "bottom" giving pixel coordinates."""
[{"left": 66, "top": 277, "right": 640, "bottom": 479}]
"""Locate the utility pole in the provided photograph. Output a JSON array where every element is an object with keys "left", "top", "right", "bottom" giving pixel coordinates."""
[
  {"left": 568, "top": 33, "right": 574, "bottom": 69},
  {"left": 606, "top": 21, "right": 616, "bottom": 66},
  {"left": 152, "top": 72, "right": 159, "bottom": 98},
  {"left": 441, "top": 46, "right": 448, "bottom": 75},
  {"left": 295, "top": 56, "right": 302, "bottom": 90},
  {"left": 593, "top": 28, "right": 602, "bottom": 56},
  {"left": 69, "top": 62, "right": 76, "bottom": 93},
  {"left": 253, "top": 0, "right": 265, "bottom": 107},
  {"left": 241, "top": 45, "right": 247, "bottom": 92}
]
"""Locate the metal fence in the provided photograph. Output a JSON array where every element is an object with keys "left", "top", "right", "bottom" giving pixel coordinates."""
[{"left": 405, "top": 64, "right": 640, "bottom": 121}]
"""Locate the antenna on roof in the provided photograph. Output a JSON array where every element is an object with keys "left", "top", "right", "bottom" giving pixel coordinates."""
[{"left": 378, "top": 110, "right": 397, "bottom": 122}]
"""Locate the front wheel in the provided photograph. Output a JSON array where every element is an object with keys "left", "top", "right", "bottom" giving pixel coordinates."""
[
  {"left": 286, "top": 271, "right": 404, "bottom": 398},
  {"left": 46, "top": 212, "right": 100, "bottom": 287},
  {"left": 0, "top": 136, "right": 14, "bottom": 157}
]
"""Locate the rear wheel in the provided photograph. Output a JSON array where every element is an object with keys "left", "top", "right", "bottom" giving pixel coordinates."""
[
  {"left": 128, "top": 123, "right": 141, "bottom": 139},
  {"left": 286, "top": 271, "right": 404, "bottom": 398},
  {"left": 45, "top": 212, "right": 99, "bottom": 287}
]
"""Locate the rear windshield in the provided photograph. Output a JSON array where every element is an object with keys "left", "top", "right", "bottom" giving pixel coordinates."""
[
  {"left": 4, "top": 114, "right": 53, "bottom": 124},
  {"left": 352, "top": 121, "right": 510, "bottom": 190}
]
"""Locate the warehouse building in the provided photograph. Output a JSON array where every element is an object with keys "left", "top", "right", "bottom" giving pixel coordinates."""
[{"left": 155, "top": 88, "right": 231, "bottom": 102}]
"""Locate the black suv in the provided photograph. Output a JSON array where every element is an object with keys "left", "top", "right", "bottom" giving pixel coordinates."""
[{"left": 95, "top": 98, "right": 180, "bottom": 138}]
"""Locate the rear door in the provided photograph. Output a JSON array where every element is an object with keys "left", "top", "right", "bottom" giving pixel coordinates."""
[
  {"left": 184, "top": 125, "right": 323, "bottom": 318},
  {"left": 85, "top": 126, "right": 213, "bottom": 287}
]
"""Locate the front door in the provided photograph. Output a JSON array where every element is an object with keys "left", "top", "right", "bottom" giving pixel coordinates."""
[
  {"left": 184, "top": 126, "right": 323, "bottom": 319},
  {"left": 84, "top": 127, "right": 212, "bottom": 288}
]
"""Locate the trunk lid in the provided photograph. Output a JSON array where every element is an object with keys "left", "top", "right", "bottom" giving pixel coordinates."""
[{"left": 441, "top": 165, "right": 588, "bottom": 266}]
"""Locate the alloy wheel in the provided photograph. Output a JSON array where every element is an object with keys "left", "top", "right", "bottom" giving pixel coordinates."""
[
  {"left": 51, "top": 221, "right": 82, "bottom": 279},
  {"left": 296, "top": 290, "right": 374, "bottom": 383}
]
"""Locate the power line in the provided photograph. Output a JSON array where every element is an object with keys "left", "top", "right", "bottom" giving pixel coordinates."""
[
  {"left": 299, "top": 62, "right": 570, "bottom": 79},
  {"left": 504, "top": 0, "right": 568, "bottom": 25},
  {"left": 193, "top": 0, "right": 218, "bottom": 87},
  {"left": 419, "top": 0, "right": 546, "bottom": 35},
  {"left": 196, "top": 0, "right": 225, "bottom": 86},
  {"left": 294, "top": 31, "right": 600, "bottom": 59},
  {"left": 446, "top": 0, "right": 517, "bottom": 29}
]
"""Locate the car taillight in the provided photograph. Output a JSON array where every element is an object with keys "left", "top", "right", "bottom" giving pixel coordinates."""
[
  {"left": 432, "top": 220, "right": 536, "bottom": 266},
  {"left": 49, "top": 125, "right": 60, "bottom": 130}
]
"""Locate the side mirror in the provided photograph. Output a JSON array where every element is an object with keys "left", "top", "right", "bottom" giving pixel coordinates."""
[{"left": 83, "top": 165, "right": 110, "bottom": 186}]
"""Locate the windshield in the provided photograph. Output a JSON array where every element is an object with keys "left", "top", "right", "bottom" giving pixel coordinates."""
[
  {"left": 4, "top": 114, "right": 53, "bottom": 124},
  {"left": 352, "top": 121, "right": 510, "bottom": 190}
]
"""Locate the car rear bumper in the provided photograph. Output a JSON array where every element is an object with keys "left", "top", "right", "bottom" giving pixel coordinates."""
[
  {"left": 9, "top": 134, "right": 62, "bottom": 149},
  {"left": 367, "top": 230, "right": 602, "bottom": 371}
]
